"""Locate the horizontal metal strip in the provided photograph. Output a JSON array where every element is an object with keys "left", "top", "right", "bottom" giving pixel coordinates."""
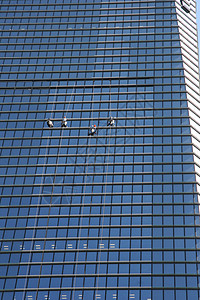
[
  {"left": 0, "top": 125, "right": 192, "bottom": 130},
  {"left": 0, "top": 85, "right": 184, "bottom": 91},
  {"left": 0, "top": 202, "right": 199, "bottom": 208},
  {"left": 0, "top": 181, "right": 197, "bottom": 188},
  {"left": 0, "top": 12, "right": 176, "bottom": 19},
  {"left": 0, "top": 94, "right": 186, "bottom": 99},
  {"left": 1, "top": 225, "right": 199, "bottom": 230},
  {"left": 0, "top": 74, "right": 185, "bottom": 82},
  {"left": 0, "top": 66, "right": 186, "bottom": 74},
  {"left": 0, "top": 61, "right": 182, "bottom": 68},
  {"left": 0, "top": 287, "right": 198, "bottom": 292},
  {"left": 0, "top": 213, "right": 198, "bottom": 219},
  {"left": 0, "top": 46, "right": 182, "bottom": 55},
  {"left": 0, "top": 6, "right": 176, "bottom": 13},
  {"left": 2, "top": 32, "right": 181, "bottom": 38},
  {"left": 0, "top": 171, "right": 196, "bottom": 178},
  {"left": 0, "top": 19, "right": 175, "bottom": 26},
  {"left": 1, "top": 235, "right": 199, "bottom": 243},
  {"left": 0, "top": 31, "right": 179, "bottom": 39},
  {"left": 0, "top": 123, "right": 170, "bottom": 128},
  {"left": 0, "top": 191, "right": 199, "bottom": 197},
  {"left": 0, "top": 109, "right": 190, "bottom": 115},
  {"left": 0, "top": 248, "right": 198, "bottom": 254},
  {"left": 1, "top": 22, "right": 178, "bottom": 29},
  {"left": 0, "top": 273, "right": 199, "bottom": 280},
  {"left": 0, "top": 38, "right": 181, "bottom": 47},
  {"left": 0, "top": 160, "right": 195, "bottom": 164},
  {"left": 0, "top": 143, "right": 193, "bottom": 149},
  {"left": 0, "top": 133, "right": 193, "bottom": 139},
  {"left": 0, "top": 0, "right": 174, "bottom": 7}
]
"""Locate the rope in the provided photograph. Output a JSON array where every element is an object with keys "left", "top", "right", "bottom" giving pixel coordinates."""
[
  {"left": 95, "top": 79, "right": 112, "bottom": 297},
  {"left": 109, "top": 79, "right": 112, "bottom": 117},
  {"left": 22, "top": 83, "right": 58, "bottom": 300},
  {"left": 95, "top": 117, "right": 112, "bottom": 298},
  {"left": 36, "top": 102, "right": 68, "bottom": 299},
  {"left": 36, "top": 82, "right": 78, "bottom": 299},
  {"left": 66, "top": 82, "right": 76, "bottom": 117},
  {"left": 72, "top": 79, "right": 95, "bottom": 300},
  {"left": 92, "top": 79, "right": 94, "bottom": 124}
]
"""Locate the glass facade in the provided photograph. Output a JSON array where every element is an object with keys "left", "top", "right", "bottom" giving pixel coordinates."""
[{"left": 0, "top": 0, "right": 200, "bottom": 300}]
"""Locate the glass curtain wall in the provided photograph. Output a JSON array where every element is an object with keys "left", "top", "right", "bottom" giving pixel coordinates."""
[{"left": 0, "top": 1, "right": 200, "bottom": 300}]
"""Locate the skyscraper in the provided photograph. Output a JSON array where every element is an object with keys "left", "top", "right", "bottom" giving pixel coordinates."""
[{"left": 0, "top": 0, "right": 200, "bottom": 299}]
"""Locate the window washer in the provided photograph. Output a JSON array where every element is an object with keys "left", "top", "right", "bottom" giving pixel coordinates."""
[
  {"left": 61, "top": 116, "right": 67, "bottom": 128},
  {"left": 47, "top": 118, "right": 53, "bottom": 128},
  {"left": 107, "top": 116, "right": 115, "bottom": 126},
  {"left": 89, "top": 124, "right": 97, "bottom": 136}
]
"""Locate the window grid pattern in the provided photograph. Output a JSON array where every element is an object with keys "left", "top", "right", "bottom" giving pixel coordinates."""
[{"left": 0, "top": 1, "right": 200, "bottom": 300}]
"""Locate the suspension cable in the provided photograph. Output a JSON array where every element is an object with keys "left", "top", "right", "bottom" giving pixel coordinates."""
[
  {"left": 22, "top": 83, "right": 58, "bottom": 300},
  {"left": 35, "top": 82, "right": 75, "bottom": 299},
  {"left": 72, "top": 79, "right": 95, "bottom": 300},
  {"left": 66, "top": 82, "right": 76, "bottom": 117},
  {"left": 95, "top": 79, "right": 113, "bottom": 297}
]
